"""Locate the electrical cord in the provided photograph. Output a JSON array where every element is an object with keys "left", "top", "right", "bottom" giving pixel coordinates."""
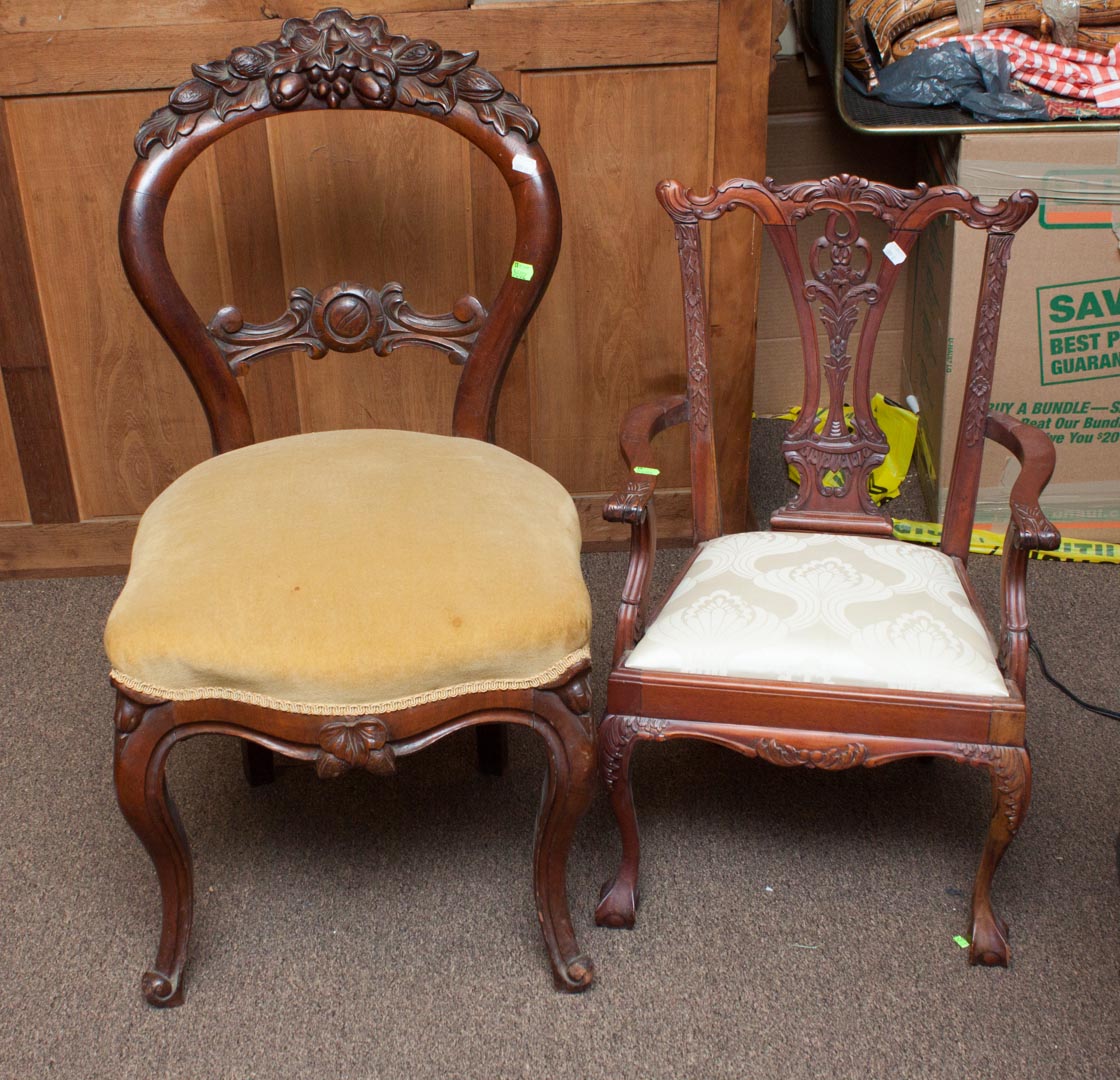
[{"left": 1029, "top": 632, "right": 1120, "bottom": 721}]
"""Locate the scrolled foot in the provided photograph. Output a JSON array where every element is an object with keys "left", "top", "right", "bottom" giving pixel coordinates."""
[
  {"left": 141, "top": 969, "right": 184, "bottom": 1008},
  {"left": 595, "top": 876, "right": 638, "bottom": 929},
  {"left": 968, "top": 910, "right": 1011, "bottom": 967},
  {"left": 528, "top": 679, "right": 597, "bottom": 992},
  {"left": 114, "top": 693, "right": 195, "bottom": 1009},
  {"left": 554, "top": 953, "right": 594, "bottom": 993},
  {"left": 597, "top": 713, "right": 651, "bottom": 930}
]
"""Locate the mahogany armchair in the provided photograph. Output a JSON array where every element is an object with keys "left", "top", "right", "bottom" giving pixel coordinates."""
[
  {"left": 108, "top": 9, "right": 595, "bottom": 1005},
  {"left": 595, "top": 174, "right": 1059, "bottom": 965}
]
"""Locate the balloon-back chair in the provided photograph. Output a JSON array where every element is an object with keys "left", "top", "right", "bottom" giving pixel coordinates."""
[{"left": 108, "top": 8, "right": 595, "bottom": 1005}]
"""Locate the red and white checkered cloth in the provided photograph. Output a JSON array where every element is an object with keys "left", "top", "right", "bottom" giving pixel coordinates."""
[{"left": 924, "top": 28, "right": 1120, "bottom": 108}]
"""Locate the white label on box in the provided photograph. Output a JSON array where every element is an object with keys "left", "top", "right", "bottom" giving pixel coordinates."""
[
  {"left": 883, "top": 241, "right": 906, "bottom": 265},
  {"left": 511, "top": 153, "right": 538, "bottom": 176}
]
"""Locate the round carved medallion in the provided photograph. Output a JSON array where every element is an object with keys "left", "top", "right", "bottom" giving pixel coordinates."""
[{"left": 311, "top": 283, "right": 385, "bottom": 352}]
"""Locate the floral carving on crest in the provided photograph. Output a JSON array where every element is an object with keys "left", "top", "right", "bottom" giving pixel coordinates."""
[
  {"left": 136, "top": 7, "right": 538, "bottom": 157},
  {"left": 766, "top": 174, "right": 930, "bottom": 224}
]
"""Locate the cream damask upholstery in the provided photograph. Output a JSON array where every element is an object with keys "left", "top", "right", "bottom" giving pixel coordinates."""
[
  {"left": 105, "top": 428, "right": 591, "bottom": 714},
  {"left": 625, "top": 531, "right": 1009, "bottom": 697}
]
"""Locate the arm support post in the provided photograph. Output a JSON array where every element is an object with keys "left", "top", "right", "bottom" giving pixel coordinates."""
[
  {"left": 984, "top": 413, "right": 1060, "bottom": 695},
  {"left": 604, "top": 395, "right": 689, "bottom": 663}
]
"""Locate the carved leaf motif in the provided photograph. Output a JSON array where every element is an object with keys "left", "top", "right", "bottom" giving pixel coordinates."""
[
  {"left": 674, "top": 222, "right": 712, "bottom": 432},
  {"left": 1010, "top": 500, "right": 1060, "bottom": 551},
  {"left": 475, "top": 99, "right": 537, "bottom": 141},
  {"left": 660, "top": 175, "right": 1036, "bottom": 235},
  {"left": 314, "top": 752, "right": 351, "bottom": 780},
  {"left": 135, "top": 10, "right": 538, "bottom": 157},
  {"left": 749, "top": 738, "right": 867, "bottom": 770},
  {"left": 114, "top": 695, "right": 146, "bottom": 734},
  {"left": 766, "top": 174, "right": 931, "bottom": 224},
  {"left": 954, "top": 744, "right": 1028, "bottom": 831},
  {"left": 557, "top": 674, "right": 593, "bottom": 736},
  {"left": 963, "top": 235, "right": 1013, "bottom": 447},
  {"left": 951, "top": 190, "right": 1038, "bottom": 233},
  {"left": 604, "top": 478, "right": 655, "bottom": 524},
  {"left": 317, "top": 717, "right": 396, "bottom": 778},
  {"left": 213, "top": 78, "right": 268, "bottom": 121},
  {"left": 398, "top": 76, "right": 456, "bottom": 114},
  {"left": 457, "top": 67, "right": 503, "bottom": 99},
  {"left": 395, "top": 39, "right": 444, "bottom": 72},
  {"left": 600, "top": 716, "right": 667, "bottom": 788},
  {"left": 210, "top": 280, "right": 486, "bottom": 372}
]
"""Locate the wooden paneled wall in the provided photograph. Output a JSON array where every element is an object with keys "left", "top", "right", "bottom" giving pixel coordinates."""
[{"left": 0, "top": 0, "right": 772, "bottom": 575}]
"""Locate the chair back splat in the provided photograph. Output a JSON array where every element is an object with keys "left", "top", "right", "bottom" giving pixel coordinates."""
[
  {"left": 657, "top": 175, "right": 1036, "bottom": 546},
  {"left": 119, "top": 7, "right": 560, "bottom": 454}
]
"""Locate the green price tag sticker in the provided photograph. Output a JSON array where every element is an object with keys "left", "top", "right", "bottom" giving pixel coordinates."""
[
  {"left": 511, "top": 261, "right": 534, "bottom": 281},
  {"left": 633, "top": 466, "right": 660, "bottom": 476},
  {"left": 952, "top": 935, "right": 970, "bottom": 949}
]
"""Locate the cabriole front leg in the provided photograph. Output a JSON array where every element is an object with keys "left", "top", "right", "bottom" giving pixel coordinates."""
[
  {"left": 531, "top": 677, "right": 596, "bottom": 991},
  {"left": 112, "top": 691, "right": 193, "bottom": 1007},
  {"left": 962, "top": 745, "right": 1032, "bottom": 966},
  {"left": 595, "top": 714, "right": 666, "bottom": 929}
]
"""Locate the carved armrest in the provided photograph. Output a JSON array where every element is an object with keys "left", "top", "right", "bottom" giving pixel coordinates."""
[
  {"left": 984, "top": 413, "right": 1061, "bottom": 552},
  {"left": 605, "top": 393, "right": 689, "bottom": 665},
  {"left": 984, "top": 413, "right": 1060, "bottom": 696},
  {"left": 603, "top": 395, "right": 689, "bottom": 525}
]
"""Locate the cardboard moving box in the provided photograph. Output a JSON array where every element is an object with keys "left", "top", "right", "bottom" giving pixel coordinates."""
[{"left": 906, "top": 132, "right": 1120, "bottom": 543}]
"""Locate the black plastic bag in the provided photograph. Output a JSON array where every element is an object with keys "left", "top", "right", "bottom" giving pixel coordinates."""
[{"left": 852, "top": 44, "right": 1050, "bottom": 122}]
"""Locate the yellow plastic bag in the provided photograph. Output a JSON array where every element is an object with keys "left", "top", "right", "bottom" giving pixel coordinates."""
[
  {"left": 778, "top": 395, "right": 918, "bottom": 505},
  {"left": 773, "top": 399, "right": 1117, "bottom": 562},
  {"left": 892, "top": 518, "right": 1120, "bottom": 563}
]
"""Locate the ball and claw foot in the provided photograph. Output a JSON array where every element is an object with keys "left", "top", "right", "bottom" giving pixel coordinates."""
[
  {"left": 595, "top": 877, "right": 638, "bottom": 929},
  {"left": 969, "top": 909, "right": 1011, "bottom": 967},
  {"left": 555, "top": 954, "right": 594, "bottom": 992},
  {"left": 141, "top": 969, "right": 184, "bottom": 1008}
]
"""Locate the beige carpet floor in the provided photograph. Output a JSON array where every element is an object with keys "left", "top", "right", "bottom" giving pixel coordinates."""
[{"left": 1, "top": 424, "right": 1117, "bottom": 1078}]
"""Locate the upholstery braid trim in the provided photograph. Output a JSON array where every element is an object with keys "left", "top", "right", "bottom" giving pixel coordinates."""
[{"left": 110, "top": 647, "right": 591, "bottom": 716}]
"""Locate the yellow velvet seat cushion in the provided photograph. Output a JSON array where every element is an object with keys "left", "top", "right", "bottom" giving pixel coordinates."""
[{"left": 105, "top": 429, "right": 591, "bottom": 714}]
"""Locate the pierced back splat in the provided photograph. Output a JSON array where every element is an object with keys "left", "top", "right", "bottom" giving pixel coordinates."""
[
  {"left": 658, "top": 174, "right": 1037, "bottom": 540},
  {"left": 777, "top": 205, "right": 891, "bottom": 532}
]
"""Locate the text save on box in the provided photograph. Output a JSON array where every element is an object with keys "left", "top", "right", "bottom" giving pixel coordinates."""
[{"left": 1037, "top": 276, "right": 1120, "bottom": 387}]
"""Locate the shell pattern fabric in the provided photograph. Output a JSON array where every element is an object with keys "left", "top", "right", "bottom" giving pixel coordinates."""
[{"left": 625, "top": 531, "right": 1009, "bottom": 697}]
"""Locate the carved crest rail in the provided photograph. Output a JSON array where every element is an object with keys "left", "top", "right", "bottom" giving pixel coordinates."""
[{"left": 135, "top": 7, "right": 539, "bottom": 157}]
